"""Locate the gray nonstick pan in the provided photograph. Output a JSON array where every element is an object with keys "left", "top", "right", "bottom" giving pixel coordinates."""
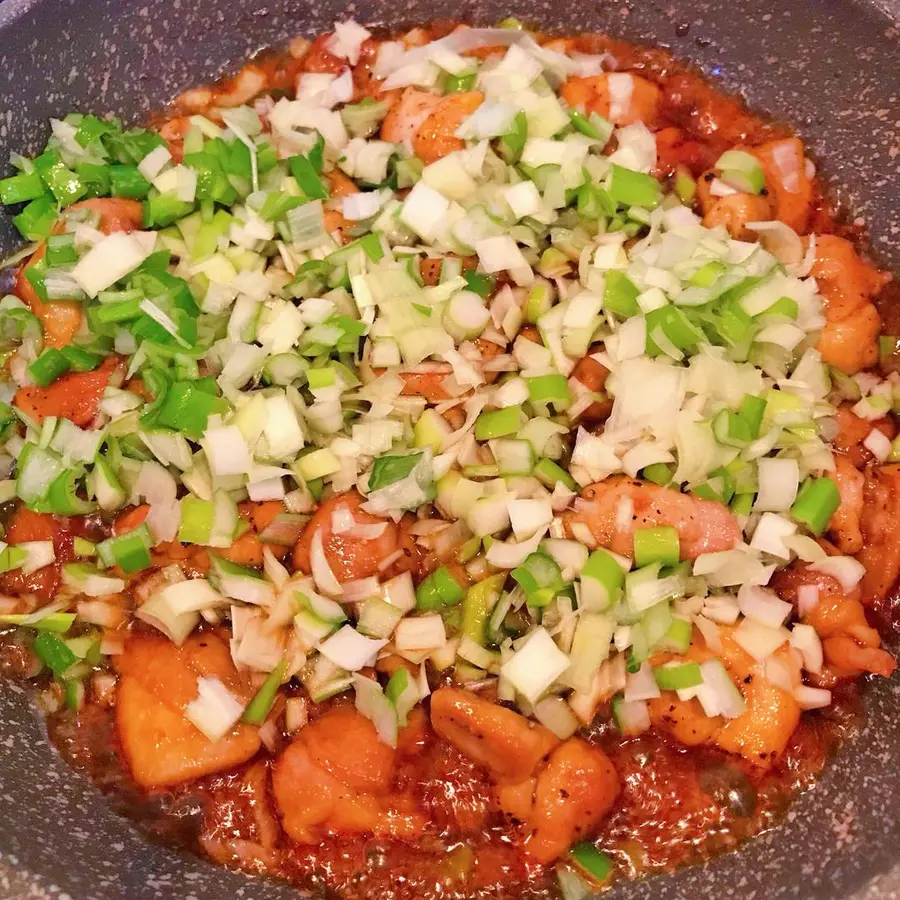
[{"left": 0, "top": 0, "right": 898, "bottom": 898}]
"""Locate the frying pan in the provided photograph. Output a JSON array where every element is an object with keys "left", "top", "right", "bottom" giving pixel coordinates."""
[{"left": 0, "top": 0, "right": 898, "bottom": 897}]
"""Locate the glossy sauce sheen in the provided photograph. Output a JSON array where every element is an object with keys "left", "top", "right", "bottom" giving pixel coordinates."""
[
  {"left": 43, "top": 683, "right": 861, "bottom": 900},
  {"left": 2, "top": 19, "right": 889, "bottom": 900}
]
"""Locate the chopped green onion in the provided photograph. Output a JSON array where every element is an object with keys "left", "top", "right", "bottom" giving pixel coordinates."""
[
  {"left": 761, "top": 296, "right": 799, "bottom": 319},
  {"left": 607, "top": 165, "right": 660, "bottom": 209},
  {"left": 603, "top": 270, "right": 639, "bottom": 318},
  {"left": 790, "top": 477, "right": 840, "bottom": 536},
  {"left": 738, "top": 394, "right": 767, "bottom": 438},
  {"left": 673, "top": 164, "right": 696, "bottom": 205},
  {"left": 690, "top": 261, "right": 726, "bottom": 287},
  {"left": 568, "top": 843, "right": 612, "bottom": 884},
  {"left": 511, "top": 551, "right": 563, "bottom": 607},
  {"left": 97, "top": 522, "right": 153, "bottom": 573},
  {"left": 46, "top": 233, "right": 78, "bottom": 266},
  {"left": 33, "top": 632, "right": 78, "bottom": 676},
  {"left": 73, "top": 537, "right": 97, "bottom": 557},
  {"left": 580, "top": 549, "right": 625, "bottom": 611},
  {"left": 109, "top": 165, "right": 152, "bottom": 199},
  {"left": 28, "top": 348, "right": 70, "bottom": 387},
  {"left": 533, "top": 457, "right": 577, "bottom": 491},
  {"left": 45, "top": 470, "right": 96, "bottom": 515},
  {"left": 633, "top": 527, "right": 680, "bottom": 568},
  {"left": 463, "top": 270, "right": 495, "bottom": 299},
  {"left": 242, "top": 659, "right": 287, "bottom": 725},
  {"left": 712, "top": 409, "right": 752, "bottom": 447},
  {"left": 715, "top": 149, "right": 765, "bottom": 194},
  {"left": 568, "top": 110, "right": 613, "bottom": 145},
  {"left": 289, "top": 154, "right": 329, "bottom": 200},
  {"left": 369, "top": 452, "right": 424, "bottom": 492},
  {"left": 0, "top": 170, "right": 47, "bottom": 205},
  {"left": 461, "top": 573, "right": 505, "bottom": 644},
  {"left": 0, "top": 612, "right": 75, "bottom": 633},
  {"left": 657, "top": 616, "right": 693, "bottom": 653},
  {"left": 474, "top": 405, "right": 524, "bottom": 440},
  {"left": 445, "top": 72, "right": 477, "bottom": 93},
  {"left": 13, "top": 196, "right": 58, "bottom": 240},
  {"left": 416, "top": 565, "right": 465, "bottom": 610},
  {"left": 645, "top": 306, "right": 703, "bottom": 353},
  {"left": 0, "top": 546, "right": 28, "bottom": 574},
  {"left": 526, "top": 374, "right": 571, "bottom": 409},
  {"left": 61, "top": 346, "right": 103, "bottom": 372},
  {"left": 653, "top": 661, "right": 703, "bottom": 690},
  {"left": 155, "top": 381, "right": 229, "bottom": 438},
  {"left": 641, "top": 462, "right": 673, "bottom": 486},
  {"left": 498, "top": 111, "right": 528, "bottom": 164},
  {"left": 259, "top": 191, "right": 305, "bottom": 221}
]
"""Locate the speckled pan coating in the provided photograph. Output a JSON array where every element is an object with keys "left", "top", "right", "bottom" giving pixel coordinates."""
[{"left": 0, "top": 0, "right": 898, "bottom": 898}]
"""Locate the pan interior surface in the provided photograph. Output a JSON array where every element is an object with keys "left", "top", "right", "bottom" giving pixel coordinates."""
[{"left": 0, "top": 0, "right": 898, "bottom": 898}]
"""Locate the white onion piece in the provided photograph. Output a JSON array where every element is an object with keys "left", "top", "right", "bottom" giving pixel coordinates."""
[
  {"left": 747, "top": 221, "right": 804, "bottom": 268},
  {"left": 485, "top": 528, "right": 547, "bottom": 569},
  {"left": 810, "top": 556, "right": 866, "bottom": 592},
  {"left": 790, "top": 623, "right": 823, "bottom": 673},
  {"left": 623, "top": 662, "right": 661, "bottom": 702},
  {"left": 614, "top": 495, "right": 634, "bottom": 532},
  {"left": 310, "top": 529, "right": 343, "bottom": 597},
  {"left": 341, "top": 576, "right": 382, "bottom": 603},
  {"left": 692, "top": 614, "right": 722, "bottom": 652},
  {"left": 794, "top": 685, "right": 832, "bottom": 709},
  {"left": 796, "top": 584, "right": 820, "bottom": 617},
  {"left": 737, "top": 584, "right": 792, "bottom": 628}
]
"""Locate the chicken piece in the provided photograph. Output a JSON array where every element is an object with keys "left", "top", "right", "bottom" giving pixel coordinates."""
[
  {"left": 809, "top": 234, "right": 888, "bottom": 375},
  {"left": 72, "top": 197, "right": 144, "bottom": 233},
  {"left": 858, "top": 463, "right": 900, "bottom": 605},
  {"left": 200, "top": 761, "right": 281, "bottom": 871},
  {"left": 272, "top": 705, "right": 426, "bottom": 843},
  {"left": 389, "top": 339, "right": 506, "bottom": 400},
  {"left": 303, "top": 705, "right": 395, "bottom": 793},
  {"left": 352, "top": 38, "right": 401, "bottom": 107},
  {"left": 561, "top": 73, "right": 661, "bottom": 127},
  {"left": 770, "top": 562, "right": 896, "bottom": 678},
  {"left": 300, "top": 33, "right": 346, "bottom": 75},
  {"left": 430, "top": 687, "right": 559, "bottom": 782},
  {"left": 412, "top": 91, "right": 484, "bottom": 164},
  {"left": 211, "top": 500, "right": 289, "bottom": 567},
  {"left": 828, "top": 455, "right": 865, "bottom": 554},
  {"left": 381, "top": 88, "right": 443, "bottom": 150},
  {"left": 651, "top": 629, "right": 800, "bottom": 768},
  {"left": 15, "top": 198, "right": 141, "bottom": 347},
  {"left": 648, "top": 694, "right": 720, "bottom": 747},
  {"left": 654, "top": 126, "right": 719, "bottom": 178},
  {"left": 13, "top": 355, "right": 122, "bottom": 427},
  {"left": 564, "top": 476, "right": 742, "bottom": 559},
  {"left": 714, "top": 670, "right": 800, "bottom": 767},
  {"left": 524, "top": 738, "right": 619, "bottom": 864},
  {"left": 495, "top": 778, "right": 537, "bottom": 824},
  {"left": 0, "top": 506, "right": 71, "bottom": 597},
  {"left": 823, "top": 636, "right": 897, "bottom": 678},
  {"left": 749, "top": 138, "right": 813, "bottom": 233},
  {"left": 832, "top": 405, "right": 895, "bottom": 469},
  {"left": 418, "top": 254, "right": 477, "bottom": 286},
  {"left": 571, "top": 353, "right": 613, "bottom": 424},
  {"left": 115, "top": 632, "right": 260, "bottom": 788},
  {"left": 292, "top": 490, "right": 418, "bottom": 582},
  {"left": 699, "top": 190, "right": 773, "bottom": 240}
]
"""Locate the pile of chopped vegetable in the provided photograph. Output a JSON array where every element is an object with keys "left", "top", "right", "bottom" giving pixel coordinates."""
[{"left": 0, "top": 21, "right": 895, "bottom": 891}]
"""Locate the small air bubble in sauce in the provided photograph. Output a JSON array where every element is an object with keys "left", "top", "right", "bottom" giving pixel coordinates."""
[{"left": 676, "top": 22, "right": 691, "bottom": 37}]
